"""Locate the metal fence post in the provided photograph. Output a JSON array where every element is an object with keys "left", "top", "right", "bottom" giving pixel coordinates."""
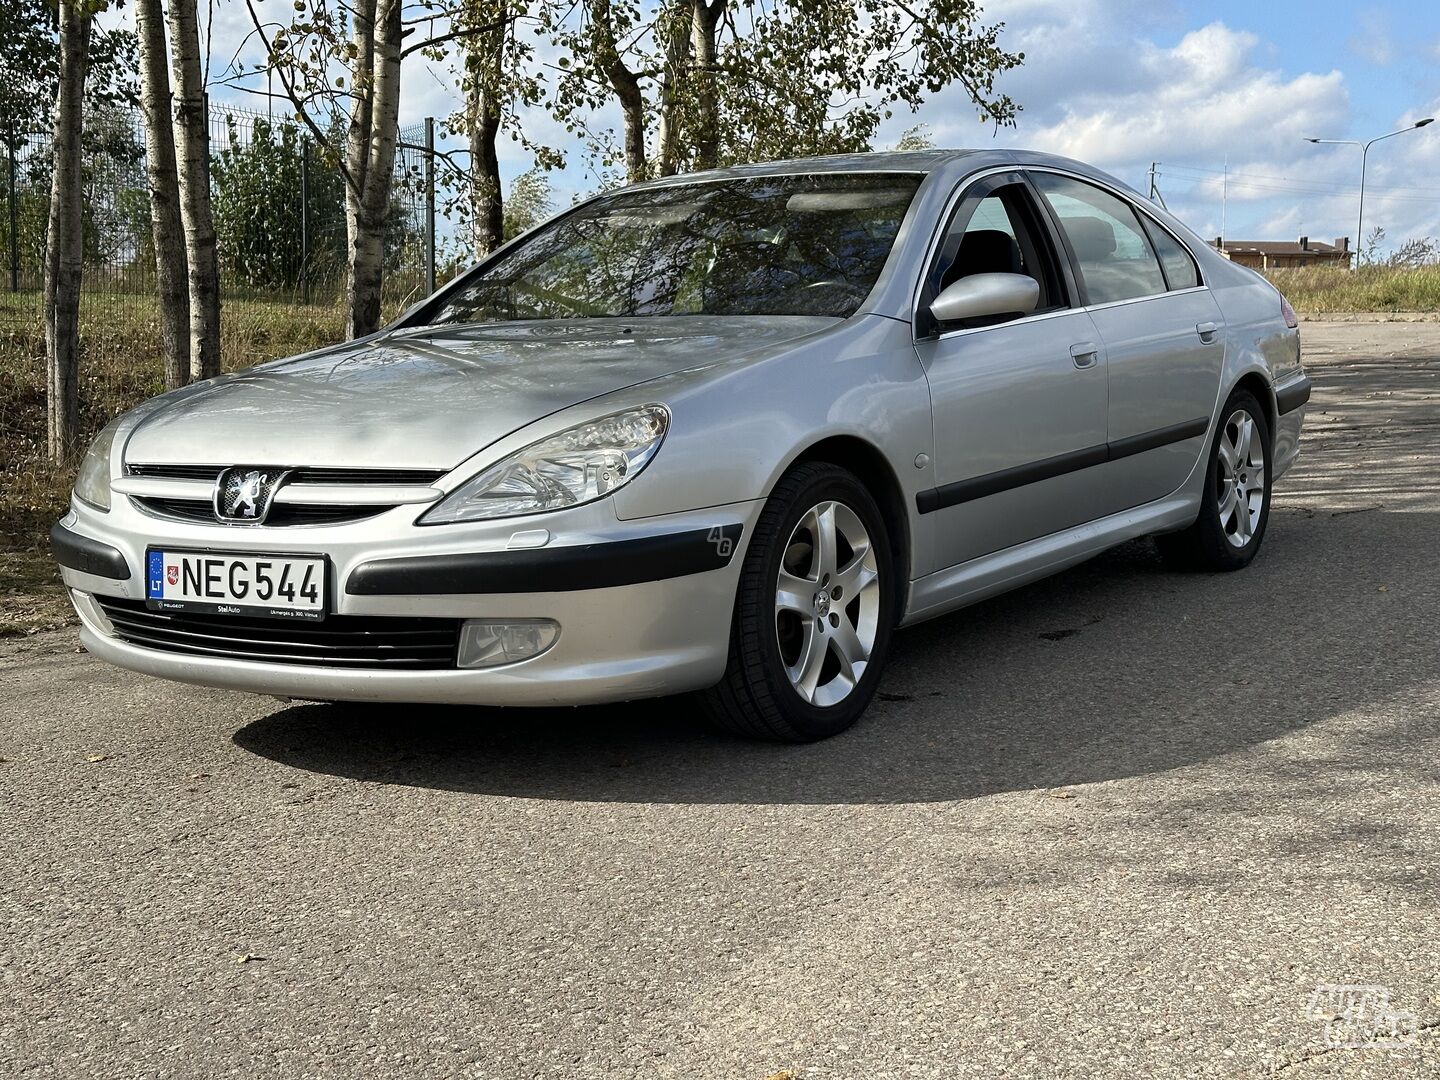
[
  {"left": 300, "top": 137, "right": 310, "bottom": 304},
  {"left": 7, "top": 129, "right": 17, "bottom": 292},
  {"left": 423, "top": 117, "right": 436, "bottom": 295}
]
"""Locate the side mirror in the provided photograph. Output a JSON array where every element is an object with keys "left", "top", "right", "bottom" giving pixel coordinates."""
[{"left": 930, "top": 272, "right": 1040, "bottom": 325}]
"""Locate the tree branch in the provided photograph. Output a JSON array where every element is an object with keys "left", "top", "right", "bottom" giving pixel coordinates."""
[
  {"left": 241, "top": 0, "right": 360, "bottom": 197},
  {"left": 400, "top": 13, "right": 520, "bottom": 58}
]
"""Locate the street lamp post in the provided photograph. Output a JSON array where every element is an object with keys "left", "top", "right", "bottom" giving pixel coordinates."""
[{"left": 1305, "top": 118, "right": 1434, "bottom": 265}]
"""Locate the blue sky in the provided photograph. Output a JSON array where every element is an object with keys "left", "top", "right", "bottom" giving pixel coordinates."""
[
  {"left": 172, "top": 0, "right": 1440, "bottom": 252},
  {"left": 1189, "top": 0, "right": 1431, "bottom": 135},
  {"left": 904, "top": 0, "right": 1440, "bottom": 251}
]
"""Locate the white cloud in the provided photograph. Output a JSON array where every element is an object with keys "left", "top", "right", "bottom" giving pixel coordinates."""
[
  {"left": 107, "top": 0, "right": 1440, "bottom": 249},
  {"left": 892, "top": 3, "right": 1440, "bottom": 249},
  {"left": 1348, "top": 9, "right": 1393, "bottom": 66}
]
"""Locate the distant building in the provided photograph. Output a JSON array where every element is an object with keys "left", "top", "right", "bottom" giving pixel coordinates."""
[{"left": 1209, "top": 236, "right": 1353, "bottom": 270}]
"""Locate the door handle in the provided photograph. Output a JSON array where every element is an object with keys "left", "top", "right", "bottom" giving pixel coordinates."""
[
  {"left": 1070, "top": 341, "right": 1099, "bottom": 369},
  {"left": 1196, "top": 321, "right": 1221, "bottom": 343}
]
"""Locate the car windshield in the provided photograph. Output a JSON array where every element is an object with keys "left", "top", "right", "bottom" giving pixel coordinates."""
[{"left": 426, "top": 172, "right": 923, "bottom": 325}]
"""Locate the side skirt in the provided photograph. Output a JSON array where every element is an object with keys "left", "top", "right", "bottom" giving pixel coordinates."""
[{"left": 900, "top": 490, "right": 1198, "bottom": 627}]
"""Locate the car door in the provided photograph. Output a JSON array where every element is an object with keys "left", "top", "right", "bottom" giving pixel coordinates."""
[
  {"left": 1028, "top": 170, "right": 1226, "bottom": 511},
  {"left": 913, "top": 171, "right": 1109, "bottom": 570}
]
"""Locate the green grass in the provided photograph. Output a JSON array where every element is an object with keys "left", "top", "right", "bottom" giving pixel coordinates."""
[{"left": 1265, "top": 264, "right": 1440, "bottom": 313}]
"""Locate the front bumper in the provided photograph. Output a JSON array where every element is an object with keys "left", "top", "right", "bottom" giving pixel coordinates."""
[{"left": 55, "top": 495, "right": 760, "bottom": 706}]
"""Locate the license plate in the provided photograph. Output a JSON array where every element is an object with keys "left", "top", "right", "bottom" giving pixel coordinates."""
[{"left": 146, "top": 549, "right": 326, "bottom": 620}]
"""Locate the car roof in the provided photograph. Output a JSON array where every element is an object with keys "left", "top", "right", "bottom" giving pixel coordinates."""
[
  {"left": 627, "top": 149, "right": 983, "bottom": 188},
  {"left": 626, "top": 148, "right": 1132, "bottom": 193}
]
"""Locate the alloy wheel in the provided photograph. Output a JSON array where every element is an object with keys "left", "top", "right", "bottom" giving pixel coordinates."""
[
  {"left": 1216, "top": 407, "right": 1266, "bottom": 548},
  {"left": 774, "top": 500, "right": 882, "bottom": 707}
]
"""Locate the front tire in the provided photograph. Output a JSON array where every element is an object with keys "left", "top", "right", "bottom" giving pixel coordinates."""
[
  {"left": 1156, "top": 388, "right": 1272, "bottom": 571},
  {"left": 700, "top": 462, "right": 896, "bottom": 742}
]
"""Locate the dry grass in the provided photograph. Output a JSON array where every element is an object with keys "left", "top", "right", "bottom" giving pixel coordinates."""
[
  {"left": 1266, "top": 264, "right": 1440, "bottom": 313},
  {"left": 2, "top": 266, "right": 1437, "bottom": 628},
  {"left": 0, "top": 550, "right": 72, "bottom": 637},
  {"left": 1, "top": 293, "right": 347, "bottom": 632},
  {"left": 0, "top": 292, "right": 344, "bottom": 553}
]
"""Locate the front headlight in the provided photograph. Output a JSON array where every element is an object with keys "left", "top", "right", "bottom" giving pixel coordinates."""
[
  {"left": 74, "top": 419, "right": 122, "bottom": 512},
  {"left": 421, "top": 404, "right": 670, "bottom": 524}
]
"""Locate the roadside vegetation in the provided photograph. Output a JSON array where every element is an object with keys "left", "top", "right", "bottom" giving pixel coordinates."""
[
  {"left": 6, "top": 264, "right": 1440, "bottom": 547},
  {"left": 1266, "top": 264, "right": 1440, "bottom": 314},
  {"left": 4, "top": 264, "right": 1440, "bottom": 635},
  {"left": 0, "top": 293, "right": 344, "bottom": 624}
]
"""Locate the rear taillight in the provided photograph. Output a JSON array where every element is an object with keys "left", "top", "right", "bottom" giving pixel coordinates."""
[{"left": 1280, "top": 294, "right": 1298, "bottom": 329}]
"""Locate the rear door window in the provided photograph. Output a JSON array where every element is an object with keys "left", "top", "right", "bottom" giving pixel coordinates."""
[{"left": 1031, "top": 172, "right": 1167, "bottom": 305}]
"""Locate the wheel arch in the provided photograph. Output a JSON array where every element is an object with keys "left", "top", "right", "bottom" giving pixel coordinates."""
[
  {"left": 786, "top": 435, "right": 912, "bottom": 618},
  {"left": 1228, "top": 370, "right": 1277, "bottom": 436}
]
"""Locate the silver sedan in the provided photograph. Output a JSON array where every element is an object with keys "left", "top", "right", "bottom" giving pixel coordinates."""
[{"left": 53, "top": 150, "right": 1309, "bottom": 741}]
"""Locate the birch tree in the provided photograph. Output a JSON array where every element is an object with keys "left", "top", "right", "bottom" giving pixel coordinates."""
[
  {"left": 463, "top": 0, "right": 510, "bottom": 257},
  {"left": 166, "top": 0, "right": 221, "bottom": 381},
  {"left": 44, "top": 0, "right": 92, "bottom": 463},
  {"left": 341, "top": 0, "right": 403, "bottom": 337},
  {"left": 1, "top": 0, "right": 135, "bottom": 140},
  {"left": 554, "top": 0, "right": 1024, "bottom": 182},
  {"left": 135, "top": 0, "right": 190, "bottom": 390},
  {"left": 243, "top": 0, "right": 403, "bottom": 336},
  {"left": 243, "top": 0, "right": 518, "bottom": 335},
  {"left": 455, "top": 0, "right": 557, "bottom": 258}
]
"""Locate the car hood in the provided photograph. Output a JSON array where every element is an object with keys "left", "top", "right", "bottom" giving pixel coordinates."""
[{"left": 123, "top": 316, "right": 836, "bottom": 470}]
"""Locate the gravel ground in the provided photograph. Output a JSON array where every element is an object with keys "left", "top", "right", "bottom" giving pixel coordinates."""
[{"left": 2, "top": 322, "right": 1438, "bottom": 1079}]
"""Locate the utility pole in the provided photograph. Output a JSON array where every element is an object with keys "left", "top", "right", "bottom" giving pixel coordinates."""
[
  {"left": 1146, "top": 162, "right": 1167, "bottom": 210},
  {"left": 1305, "top": 117, "right": 1435, "bottom": 266},
  {"left": 1221, "top": 155, "right": 1228, "bottom": 244}
]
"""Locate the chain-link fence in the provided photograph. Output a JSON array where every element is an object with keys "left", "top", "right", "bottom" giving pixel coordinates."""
[{"left": 0, "top": 102, "right": 441, "bottom": 328}]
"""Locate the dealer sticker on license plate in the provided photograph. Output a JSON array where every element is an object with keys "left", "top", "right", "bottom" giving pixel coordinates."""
[{"left": 146, "top": 549, "right": 326, "bottom": 620}]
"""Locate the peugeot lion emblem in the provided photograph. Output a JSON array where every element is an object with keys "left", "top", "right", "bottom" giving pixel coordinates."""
[{"left": 214, "top": 467, "right": 287, "bottom": 524}]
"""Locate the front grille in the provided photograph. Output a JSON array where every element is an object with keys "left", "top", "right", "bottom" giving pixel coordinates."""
[
  {"left": 127, "top": 464, "right": 226, "bottom": 481},
  {"left": 125, "top": 464, "right": 447, "bottom": 527},
  {"left": 95, "top": 596, "right": 461, "bottom": 669},
  {"left": 136, "top": 497, "right": 385, "bottom": 527},
  {"left": 127, "top": 465, "right": 448, "bottom": 486}
]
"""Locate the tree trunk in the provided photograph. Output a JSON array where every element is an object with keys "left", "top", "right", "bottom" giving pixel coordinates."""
[
  {"left": 655, "top": 1, "right": 692, "bottom": 177},
  {"left": 166, "top": 0, "right": 221, "bottom": 381},
  {"left": 467, "top": 98, "right": 503, "bottom": 256},
  {"left": 135, "top": 0, "right": 190, "bottom": 391},
  {"left": 591, "top": 0, "right": 647, "bottom": 182},
  {"left": 465, "top": 0, "right": 507, "bottom": 257},
  {"left": 44, "top": 1, "right": 90, "bottom": 463},
  {"left": 344, "top": 0, "right": 402, "bottom": 338},
  {"left": 690, "top": 0, "right": 724, "bottom": 171}
]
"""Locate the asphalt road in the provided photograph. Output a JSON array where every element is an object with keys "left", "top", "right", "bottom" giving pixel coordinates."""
[{"left": 3, "top": 322, "right": 1438, "bottom": 1079}]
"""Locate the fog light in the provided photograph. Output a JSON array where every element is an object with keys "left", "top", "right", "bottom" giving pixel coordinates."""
[{"left": 457, "top": 619, "right": 559, "bottom": 669}]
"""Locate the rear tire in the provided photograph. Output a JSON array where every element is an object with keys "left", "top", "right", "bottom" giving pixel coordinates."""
[
  {"left": 1156, "top": 388, "right": 1272, "bottom": 571},
  {"left": 699, "top": 462, "right": 896, "bottom": 742}
]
